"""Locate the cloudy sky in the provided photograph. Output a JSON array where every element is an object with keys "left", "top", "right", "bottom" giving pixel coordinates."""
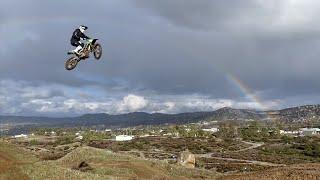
[{"left": 1, "top": 0, "right": 320, "bottom": 116}]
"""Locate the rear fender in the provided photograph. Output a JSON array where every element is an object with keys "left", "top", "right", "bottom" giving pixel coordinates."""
[{"left": 92, "top": 39, "right": 98, "bottom": 45}]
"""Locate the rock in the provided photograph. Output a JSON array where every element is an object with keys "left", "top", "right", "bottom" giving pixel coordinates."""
[{"left": 177, "top": 150, "right": 195, "bottom": 168}]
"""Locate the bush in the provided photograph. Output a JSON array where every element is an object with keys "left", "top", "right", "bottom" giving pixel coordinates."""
[
  {"left": 303, "top": 143, "right": 320, "bottom": 157},
  {"left": 55, "top": 135, "right": 75, "bottom": 145},
  {"left": 30, "top": 139, "right": 39, "bottom": 146},
  {"left": 83, "top": 132, "right": 111, "bottom": 142}
]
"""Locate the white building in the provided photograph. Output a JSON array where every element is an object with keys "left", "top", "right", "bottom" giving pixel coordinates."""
[
  {"left": 115, "top": 135, "right": 134, "bottom": 141},
  {"left": 202, "top": 128, "right": 219, "bottom": 133},
  {"left": 105, "top": 129, "right": 112, "bottom": 132},
  {"left": 300, "top": 128, "right": 320, "bottom": 136},
  {"left": 13, "top": 134, "right": 28, "bottom": 138},
  {"left": 279, "top": 130, "right": 300, "bottom": 135},
  {"left": 140, "top": 134, "right": 155, "bottom": 138}
]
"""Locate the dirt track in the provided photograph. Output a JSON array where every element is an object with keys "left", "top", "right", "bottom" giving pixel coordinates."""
[
  {"left": 209, "top": 156, "right": 285, "bottom": 167},
  {"left": 234, "top": 141, "right": 264, "bottom": 152},
  {"left": 0, "top": 142, "right": 33, "bottom": 179},
  {"left": 196, "top": 141, "right": 284, "bottom": 167}
]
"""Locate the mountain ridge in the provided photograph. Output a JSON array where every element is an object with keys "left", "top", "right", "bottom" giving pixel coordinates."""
[{"left": 1, "top": 104, "right": 320, "bottom": 134}]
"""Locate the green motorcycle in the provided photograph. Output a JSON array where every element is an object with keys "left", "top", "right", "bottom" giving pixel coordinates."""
[{"left": 65, "top": 39, "right": 102, "bottom": 70}]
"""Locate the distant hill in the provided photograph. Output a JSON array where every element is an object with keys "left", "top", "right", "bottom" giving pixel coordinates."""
[
  {"left": 1, "top": 105, "right": 320, "bottom": 134},
  {"left": 0, "top": 112, "right": 218, "bottom": 129},
  {"left": 277, "top": 105, "right": 320, "bottom": 122}
]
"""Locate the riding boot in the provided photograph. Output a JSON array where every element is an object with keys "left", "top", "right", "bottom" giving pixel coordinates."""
[{"left": 73, "top": 46, "right": 83, "bottom": 56}]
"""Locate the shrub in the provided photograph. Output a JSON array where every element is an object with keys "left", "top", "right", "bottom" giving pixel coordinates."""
[
  {"left": 30, "top": 139, "right": 38, "bottom": 146},
  {"left": 55, "top": 135, "right": 75, "bottom": 145}
]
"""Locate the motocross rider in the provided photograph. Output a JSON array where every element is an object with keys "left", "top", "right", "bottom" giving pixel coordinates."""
[{"left": 70, "top": 25, "right": 90, "bottom": 56}]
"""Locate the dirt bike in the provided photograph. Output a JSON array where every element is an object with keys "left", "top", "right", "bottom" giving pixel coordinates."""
[{"left": 65, "top": 39, "right": 102, "bottom": 70}]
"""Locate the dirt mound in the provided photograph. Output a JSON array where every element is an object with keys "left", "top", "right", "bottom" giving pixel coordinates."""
[
  {"left": 53, "top": 146, "right": 218, "bottom": 179},
  {"left": 221, "top": 163, "right": 320, "bottom": 180}
]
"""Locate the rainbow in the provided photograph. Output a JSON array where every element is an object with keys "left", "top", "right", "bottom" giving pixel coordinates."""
[
  {"left": 226, "top": 73, "right": 268, "bottom": 111},
  {"left": 226, "top": 73, "right": 275, "bottom": 120}
]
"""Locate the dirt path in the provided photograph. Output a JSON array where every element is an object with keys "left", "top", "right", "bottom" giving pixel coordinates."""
[
  {"left": 0, "top": 149, "right": 21, "bottom": 173},
  {"left": 234, "top": 141, "right": 264, "bottom": 152},
  {"left": 196, "top": 141, "right": 285, "bottom": 167},
  {"left": 210, "top": 156, "right": 285, "bottom": 167},
  {"left": 123, "top": 141, "right": 283, "bottom": 167},
  {"left": 196, "top": 153, "right": 285, "bottom": 167},
  {"left": 0, "top": 142, "right": 35, "bottom": 179}
]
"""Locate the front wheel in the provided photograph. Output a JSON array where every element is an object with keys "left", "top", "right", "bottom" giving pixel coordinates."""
[
  {"left": 65, "top": 57, "right": 79, "bottom": 70},
  {"left": 93, "top": 43, "right": 102, "bottom": 60}
]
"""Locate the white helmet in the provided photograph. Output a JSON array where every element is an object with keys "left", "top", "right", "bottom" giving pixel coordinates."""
[{"left": 79, "top": 25, "right": 88, "bottom": 33}]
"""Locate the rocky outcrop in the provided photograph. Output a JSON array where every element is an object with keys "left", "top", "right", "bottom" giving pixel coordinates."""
[{"left": 178, "top": 150, "right": 195, "bottom": 168}]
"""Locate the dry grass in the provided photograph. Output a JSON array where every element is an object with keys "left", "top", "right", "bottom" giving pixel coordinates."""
[
  {"left": 53, "top": 146, "right": 219, "bottom": 179},
  {"left": 0, "top": 141, "right": 38, "bottom": 180},
  {"left": 2, "top": 140, "right": 320, "bottom": 180},
  {"left": 220, "top": 163, "right": 320, "bottom": 180},
  {"left": 0, "top": 141, "right": 219, "bottom": 179}
]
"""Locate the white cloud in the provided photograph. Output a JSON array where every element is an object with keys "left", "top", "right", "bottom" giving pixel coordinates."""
[
  {"left": 115, "top": 94, "right": 148, "bottom": 113},
  {"left": 252, "top": 0, "right": 320, "bottom": 33},
  {"left": 0, "top": 79, "right": 303, "bottom": 116}
]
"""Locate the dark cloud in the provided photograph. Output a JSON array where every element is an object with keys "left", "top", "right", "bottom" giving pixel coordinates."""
[
  {"left": 132, "top": 0, "right": 284, "bottom": 30},
  {"left": 1, "top": 1, "right": 320, "bottom": 115}
]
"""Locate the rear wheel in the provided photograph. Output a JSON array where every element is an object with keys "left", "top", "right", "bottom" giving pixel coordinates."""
[
  {"left": 93, "top": 43, "right": 102, "bottom": 60},
  {"left": 65, "top": 57, "right": 79, "bottom": 70}
]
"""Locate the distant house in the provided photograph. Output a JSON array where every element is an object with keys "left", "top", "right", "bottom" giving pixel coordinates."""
[
  {"left": 139, "top": 134, "right": 156, "bottom": 138},
  {"left": 115, "top": 135, "right": 134, "bottom": 141},
  {"left": 300, "top": 128, "right": 320, "bottom": 136},
  {"left": 13, "top": 134, "right": 28, "bottom": 138},
  {"left": 202, "top": 128, "right": 219, "bottom": 133},
  {"left": 279, "top": 130, "right": 300, "bottom": 136},
  {"left": 201, "top": 121, "right": 218, "bottom": 125},
  {"left": 105, "top": 129, "right": 112, "bottom": 132}
]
